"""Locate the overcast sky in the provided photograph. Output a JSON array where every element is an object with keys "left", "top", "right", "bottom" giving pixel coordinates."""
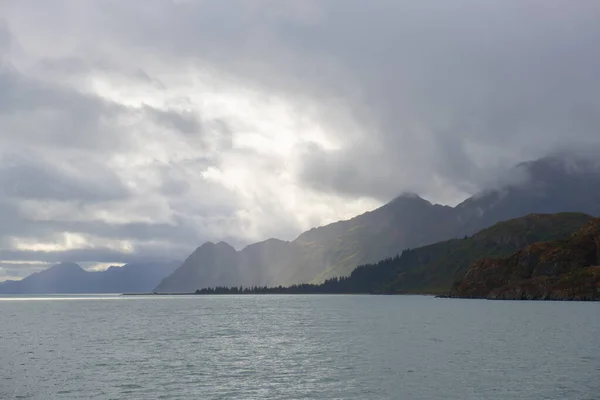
[{"left": 1, "top": 0, "right": 599, "bottom": 279}]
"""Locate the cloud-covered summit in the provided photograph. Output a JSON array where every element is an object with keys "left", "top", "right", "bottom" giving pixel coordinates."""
[{"left": 1, "top": 0, "right": 599, "bottom": 279}]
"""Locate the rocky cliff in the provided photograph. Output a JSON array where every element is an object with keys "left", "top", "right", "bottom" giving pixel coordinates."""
[{"left": 451, "top": 218, "right": 600, "bottom": 300}]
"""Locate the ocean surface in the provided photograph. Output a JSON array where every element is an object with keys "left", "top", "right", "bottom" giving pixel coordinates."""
[{"left": 0, "top": 295, "right": 598, "bottom": 400}]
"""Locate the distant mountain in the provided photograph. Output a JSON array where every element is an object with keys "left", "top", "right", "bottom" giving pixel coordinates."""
[
  {"left": 154, "top": 242, "right": 238, "bottom": 293},
  {"left": 155, "top": 156, "right": 600, "bottom": 293},
  {"left": 0, "top": 261, "right": 180, "bottom": 294},
  {"left": 154, "top": 239, "right": 324, "bottom": 292},
  {"left": 451, "top": 217, "right": 600, "bottom": 300}
]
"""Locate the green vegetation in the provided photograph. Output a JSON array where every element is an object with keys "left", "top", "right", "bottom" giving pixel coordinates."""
[{"left": 381, "top": 212, "right": 593, "bottom": 294}]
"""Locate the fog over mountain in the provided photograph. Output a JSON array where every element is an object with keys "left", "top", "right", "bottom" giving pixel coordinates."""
[{"left": 1, "top": 1, "right": 599, "bottom": 280}]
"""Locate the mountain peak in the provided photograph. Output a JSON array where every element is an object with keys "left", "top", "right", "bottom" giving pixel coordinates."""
[
  {"left": 384, "top": 192, "right": 435, "bottom": 211},
  {"left": 392, "top": 192, "right": 428, "bottom": 202},
  {"left": 200, "top": 240, "right": 234, "bottom": 248},
  {"left": 216, "top": 241, "right": 235, "bottom": 249},
  {"left": 47, "top": 262, "right": 85, "bottom": 274},
  {"left": 190, "top": 241, "right": 236, "bottom": 257}
]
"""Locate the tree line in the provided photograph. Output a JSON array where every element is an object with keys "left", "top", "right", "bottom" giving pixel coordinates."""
[{"left": 194, "top": 253, "right": 406, "bottom": 295}]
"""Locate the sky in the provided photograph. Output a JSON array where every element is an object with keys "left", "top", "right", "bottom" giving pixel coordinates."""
[{"left": 1, "top": 0, "right": 599, "bottom": 280}]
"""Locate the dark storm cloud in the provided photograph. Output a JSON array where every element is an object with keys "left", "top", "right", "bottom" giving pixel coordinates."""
[
  {"left": 36, "top": 0, "right": 598, "bottom": 202},
  {"left": 276, "top": 1, "right": 600, "bottom": 201}
]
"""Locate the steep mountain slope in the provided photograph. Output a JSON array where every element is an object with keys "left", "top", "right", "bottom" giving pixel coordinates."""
[
  {"left": 0, "top": 261, "right": 180, "bottom": 294},
  {"left": 451, "top": 218, "right": 600, "bottom": 300},
  {"left": 156, "top": 156, "right": 600, "bottom": 292},
  {"left": 296, "top": 195, "right": 457, "bottom": 282}
]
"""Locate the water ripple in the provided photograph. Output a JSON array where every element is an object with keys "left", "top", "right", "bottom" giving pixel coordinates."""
[{"left": 0, "top": 295, "right": 599, "bottom": 399}]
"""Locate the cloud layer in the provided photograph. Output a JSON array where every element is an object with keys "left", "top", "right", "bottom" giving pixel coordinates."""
[{"left": 1, "top": 0, "right": 599, "bottom": 278}]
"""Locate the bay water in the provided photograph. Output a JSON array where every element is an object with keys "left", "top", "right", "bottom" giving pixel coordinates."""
[{"left": 0, "top": 295, "right": 598, "bottom": 399}]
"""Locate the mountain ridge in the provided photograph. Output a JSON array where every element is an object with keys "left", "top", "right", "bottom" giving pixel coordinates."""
[{"left": 0, "top": 261, "right": 180, "bottom": 294}]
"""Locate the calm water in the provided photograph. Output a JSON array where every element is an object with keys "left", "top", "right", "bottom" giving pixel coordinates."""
[{"left": 0, "top": 295, "right": 598, "bottom": 400}]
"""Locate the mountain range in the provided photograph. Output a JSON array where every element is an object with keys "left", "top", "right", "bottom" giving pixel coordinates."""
[
  {"left": 193, "top": 212, "right": 593, "bottom": 296},
  {"left": 0, "top": 261, "right": 179, "bottom": 294},
  {"left": 155, "top": 156, "right": 600, "bottom": 293},
  {"left": 331, "top": 212, "right": 593, "bottom": 295}
]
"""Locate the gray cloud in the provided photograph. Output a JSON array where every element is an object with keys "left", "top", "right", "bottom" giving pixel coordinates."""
[
  {"left": 0, "top": 66, "right": 128, "bottom": 152},
  {"left": 1, "top": 1, "right": 599, "bottom": 277},
  {"left": 32, "top": 0, "right": 596, "bottom": 201},
  {"left": 276, "top": 1, "right": 600, "bottom": 201},
  {"left": 145, "top": 106, "right": 203, "bottom": 136},
  {"left": 0, "top": 154, "right": 130, "bottom": 202},
  {"left": 0, "top": 20, "right": 11, "bottom": 56}
]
